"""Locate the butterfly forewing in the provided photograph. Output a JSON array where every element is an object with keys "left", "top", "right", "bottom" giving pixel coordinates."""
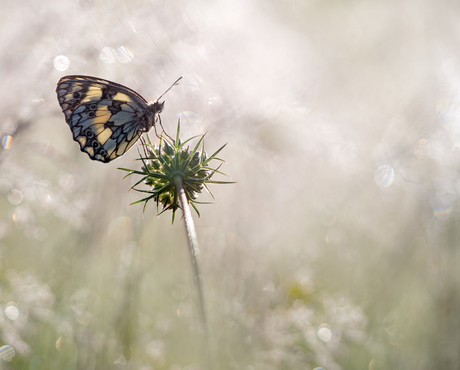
[{"left": 56, "top": 75, "right": 161, "bottom": 163}]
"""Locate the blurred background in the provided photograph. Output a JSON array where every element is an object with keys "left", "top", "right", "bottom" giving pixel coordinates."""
[{"left": 1, "top": 0, "right": 460, "bottom": 368}]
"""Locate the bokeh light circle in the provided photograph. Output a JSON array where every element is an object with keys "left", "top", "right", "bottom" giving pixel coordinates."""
[
  {"left": 0, "top": 346, "right": 15, "bottom": 362},
  {"left": 116, "top": 46, "right": 133, "bottom": 63},
  {"left": 100, "top": 47, "right": 116, "bottom": 64},
  {"left": 317, "top": 324, "right": 332, "bottom": 342},
  {"left": 4, "top": 304, "right": 19, "bottom": 321},
  {"left": 374, "top": 165, "right": 394, "bottom": 187},
  {"left": 53, "top": 55, "right": 70, "bottom": 71}
]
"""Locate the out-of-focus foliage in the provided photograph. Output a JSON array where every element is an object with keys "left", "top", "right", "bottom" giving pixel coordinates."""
[{"left": 1, "top": 0, "right": 460, "bottom": 369}]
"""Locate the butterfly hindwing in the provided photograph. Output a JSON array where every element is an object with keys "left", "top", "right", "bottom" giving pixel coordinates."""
[{"left": 56, "top": 75, "right": 160, "bottom": 163}]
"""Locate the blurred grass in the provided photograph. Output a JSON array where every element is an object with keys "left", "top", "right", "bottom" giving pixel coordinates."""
[{"left": 1, "top": 0, "right": 460, "bottom": 369}]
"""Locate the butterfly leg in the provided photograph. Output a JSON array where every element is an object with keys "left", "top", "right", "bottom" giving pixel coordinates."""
[
  {"left": 157, "top": 116, "right": 174, "bottom": 141},
  {"left": 139, "top": 136, "right": 152, "bottom": 159}
]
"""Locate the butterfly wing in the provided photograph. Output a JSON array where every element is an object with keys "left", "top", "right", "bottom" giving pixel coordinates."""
[{"left": 56, "top": 75, "right": 158, "bottom": 163}]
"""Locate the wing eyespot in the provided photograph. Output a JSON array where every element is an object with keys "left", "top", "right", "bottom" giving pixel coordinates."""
[
  {"left": 88, "top": 112, "right": 95, "bottom": 118},
  {"left": 73, "top": 92, "right": 81, "bottom": 99},
  {"left": 88, "top": 104, "right": 97, "bottom": 110},
  {"left": 85, "top": 129, "right": 94, "bottom": 138}
]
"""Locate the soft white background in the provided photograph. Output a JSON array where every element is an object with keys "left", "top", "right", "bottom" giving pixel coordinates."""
[{"left": 1, "top": 0, "right": 460, "bottom": 369}]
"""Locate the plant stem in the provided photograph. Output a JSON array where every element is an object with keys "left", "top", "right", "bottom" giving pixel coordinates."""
[{"left": 173, "top": 175, "right": 208, "bottom": 333}]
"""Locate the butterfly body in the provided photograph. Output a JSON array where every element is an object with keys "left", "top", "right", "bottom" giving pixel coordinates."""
[{"left": 56, "top": 75, "right": 164, "bottom": 163}]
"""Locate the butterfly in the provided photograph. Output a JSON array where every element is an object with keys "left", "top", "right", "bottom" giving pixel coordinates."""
[{"left": 56, "top": 75, "right": 182, "bottom": 163}]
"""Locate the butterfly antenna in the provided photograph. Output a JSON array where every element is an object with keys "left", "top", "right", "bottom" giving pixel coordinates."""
[{"left": 157, "top": 76, "right": 183, "bottom": 102}]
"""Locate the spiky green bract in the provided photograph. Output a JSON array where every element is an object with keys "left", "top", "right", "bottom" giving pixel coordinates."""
[{"left": 118, "top": 122, "right": 233, "bottom": 223}]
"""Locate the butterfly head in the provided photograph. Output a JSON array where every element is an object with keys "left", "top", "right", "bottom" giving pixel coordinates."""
[
  {"left": 142, "top": 100, "right": 165, "bottom": 131},
  {"left": 150, "top": 100, "right": 165, "bottom": 114}
]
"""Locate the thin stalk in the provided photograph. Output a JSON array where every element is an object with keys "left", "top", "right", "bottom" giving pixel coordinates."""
[{"left": 173, "top": 175, "right": 210, "bottom": 360}]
